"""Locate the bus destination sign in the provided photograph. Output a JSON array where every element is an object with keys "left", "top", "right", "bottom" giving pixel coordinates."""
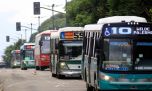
[
  {"left": 104, "top": 26, "right": 152, "bottom": 36},
  {"left": 60, "top": 31, "right": 83, "bottom": 40}
]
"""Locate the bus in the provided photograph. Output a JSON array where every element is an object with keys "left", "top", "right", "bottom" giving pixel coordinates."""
[
  {"left": 35, "top": 30, "right": 57, "bottom": 70},
  {"left": 20, "top": 43, "right": 35, "bottom": 70},
  {"left": 82, "top": 16, "right": 152, "bottom": 90},
  {"left": 11, "top": 50, "right": 21, "bottom": 68},
  {"left": 50, "top": 27, "right": 83, "bottom": 78}
]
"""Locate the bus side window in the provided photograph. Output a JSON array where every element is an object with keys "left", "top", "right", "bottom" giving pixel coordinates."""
[
  {"left": 92, "top": 32, "right": 97, "bottom": 57},
  {"left": 86, "top": 32, "right": 90, "bottom": 55},
  {"left": 83, "top": 32, "right": 87, "bottom": 54},
  {"left": 58, "top": 41, "right": 64, "bottom": 56},
  {"left": 89, "top": 32, "right": 94, "bottom": 57},
  {"left": 55, "top": 39, "right": 58, "bottom": 49}
]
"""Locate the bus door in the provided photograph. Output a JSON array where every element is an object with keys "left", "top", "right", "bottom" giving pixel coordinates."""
[
  {"left": 87, "top": 32, "right": 94, "bottom": 83},
  {"left": 90, "top": 33, "right": 100, "bottom": 86}
]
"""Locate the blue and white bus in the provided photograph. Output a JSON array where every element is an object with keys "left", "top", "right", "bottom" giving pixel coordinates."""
[{"left": 82, "top": 16, "right": 152, "bottom": 90}]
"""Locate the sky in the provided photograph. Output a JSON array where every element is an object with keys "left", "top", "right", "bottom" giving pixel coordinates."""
[{"left": 0, "top": 0, "right": 67, "bottom": 58}]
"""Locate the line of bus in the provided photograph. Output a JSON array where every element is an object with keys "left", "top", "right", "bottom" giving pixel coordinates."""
[
  {"left": 50, "top": 27, "right": 83, "bottom": 78},
  {"left": 34, "top": 30, "right": 57, "bottom": 71},
  {"left": 82, "top": 16, "right": 152, "bottom": 90},
  {"left": 20, "top": 43, "right": 35, "bottom": 70},
  {"left": 11, "top": 50, "right": 21, "bottom": 68}
]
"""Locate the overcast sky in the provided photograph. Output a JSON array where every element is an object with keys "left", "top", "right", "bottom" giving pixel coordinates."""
[{"left": 0, "top": 0, "right": 67, "bottom": 58}]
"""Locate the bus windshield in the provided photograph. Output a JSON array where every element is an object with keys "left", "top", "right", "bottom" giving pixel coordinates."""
[
  {"left": 103, "top": 39, "right": 132, "bottom": 71},
  {"left": 41, "top": 35, "right": 50, "bottom": 54},
  {"left": 15, "top": 53, "right": 20, "bottom": 61},
  {"left": 59, "top": 41, "right": 82, "bottom": 61},
  {"left": 24, "top": 50, "right": 34, "bottom": 60},
  {"left": 135, "top": 41, "right": 152, "bottom": 70}
]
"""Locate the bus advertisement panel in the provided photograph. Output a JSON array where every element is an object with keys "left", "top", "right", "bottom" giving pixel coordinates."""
[
  {"left": 51, "top": 27, "right": 83, "bottom": 78},
  {"left": 20, "top": 43, "right": 35, "bottom": 70},
  {"left": 82, "top": 16, "right": 152, "bottom": 90},
  {"left": 11, "top": 50, "right": 21, "bottom": 68},
  {"left": 35, "top": 30, "right": 57, "bottom": 71}
]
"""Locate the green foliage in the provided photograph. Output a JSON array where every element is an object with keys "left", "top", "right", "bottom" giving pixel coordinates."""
[{"left": 39, "top": 13, "right": 66, "bottom": 32}]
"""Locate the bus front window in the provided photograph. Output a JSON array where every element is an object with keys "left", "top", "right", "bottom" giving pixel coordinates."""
[
  {"left": 59, "top": 41, "right": 82, "bottom": 61},
  {"left": 103, "top": 39, "right": 132, "bottom": 71},
  {"left": 25, "top": 50, "right": 34, "bottom": 60},
  {"left": 135, "top": 42, "right": 152, "bottom": 70},
  {"left": 15, "top": 53, "right": 20, "bottom": 61},
  {"left": 41, "top": 35, "right": 50, "bottom": 54}
]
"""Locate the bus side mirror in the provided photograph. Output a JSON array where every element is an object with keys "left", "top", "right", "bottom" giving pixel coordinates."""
[{"left": 39, "top": 41, "right": 42, "bottom": 46}]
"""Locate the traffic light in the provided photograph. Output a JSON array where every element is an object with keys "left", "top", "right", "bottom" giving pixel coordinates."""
[
  {"left": 34, "top": 2, "right": 40, "bottom": 15},
  {"left": 16, "top": 22, "right": 21, "bottom": 31},
  {"left": 6, "top": 36, "right": 10, "bottom": 42}
]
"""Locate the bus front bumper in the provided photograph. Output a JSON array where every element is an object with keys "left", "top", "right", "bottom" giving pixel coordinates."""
[
  {"left": 60, "top": 70, "right": 81, "bottom": 77},
  {"left": 98, "top": 80, "right": 152, "bottom": 90}
]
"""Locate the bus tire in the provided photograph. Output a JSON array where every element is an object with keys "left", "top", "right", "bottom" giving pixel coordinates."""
[
  {"left": 52, "top": 73, "right": 56, "bottom": 77},
  {"left": 36, "top": 66, "right": 40, "bottom": 70},
  {"left": 86, "top": 83, "right": 93, "bottom": 91},
  {"left": 57, "top": 74, "right": 63, "bottom": 79}
]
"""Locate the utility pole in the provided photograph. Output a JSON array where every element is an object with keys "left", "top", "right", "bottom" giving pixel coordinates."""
[
  {"left": 38, "top": 16, "right": 41, "bottom": 32},
  {"left": 30, "top": 23, "right": 33, "bottom": 35},
  {"left": 25, "top": 29, "right": 27, "bottom": 42},
  {"left": 52, "top": 4, "right": 55, "bottom": 29},
  {"left": 65, "top": 0, "right": 67, "bottom": 27}
]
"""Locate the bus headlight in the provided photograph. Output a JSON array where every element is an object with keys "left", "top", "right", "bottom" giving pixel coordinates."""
[
  {"left": 99, "top": 73, "right": 114, "bottom": 81},
  {"left": 61, "top": 62, "right": 65, "bottom": 66},
  {"left": 41, "top": 58, "right": 46, "bottom": 61},
  {"left": 60, "top": 62, "right": 68, "bottom": 70}
]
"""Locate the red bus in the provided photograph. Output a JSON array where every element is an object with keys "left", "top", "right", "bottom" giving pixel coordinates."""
[{"left": 35, "top": 30, "right": 57, "bottom": 70}]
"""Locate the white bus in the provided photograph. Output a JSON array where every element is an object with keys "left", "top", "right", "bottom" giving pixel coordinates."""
[
  {"left": 82, "top": 16, "right": 152, "bottom": 90},
  {"left": 50, "top": 27, "right": 83, "bottom": 78},
  {"left": 20, "top": 43, "right": 35, "bottom": 70}
]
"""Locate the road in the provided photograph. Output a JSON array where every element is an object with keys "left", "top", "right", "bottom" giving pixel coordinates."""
[{"left": 0, "top": 68, "right": 86, "bottom": 91}]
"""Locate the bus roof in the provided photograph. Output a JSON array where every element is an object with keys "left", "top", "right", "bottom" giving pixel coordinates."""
[
  {"left": 11, "top": 50, "right": 20, "bottom": 53},
  {"left": 23, "top": 43, "right": 35, "bottom": 46},
  {"left": 84, "top": 24, "right": 103, "bottom": 31},
  {"left": 20, "top": 43, "right": 35, "bottom": 50},
  {"left": 36, "top": 30, "right": 57, "bottom": 37},
  {"left": 97, "top": 16, "right": 147, "bottom": 24},
  {"left": 58, "top": 27, "right": 83, "bottom": 32}
]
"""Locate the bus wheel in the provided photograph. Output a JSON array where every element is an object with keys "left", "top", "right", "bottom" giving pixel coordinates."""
[
  {"left": 93, "top": 87, "right": 100, "bottom": 91},
  {"left": 57, "top": 74, "right": 63, "bottom": 79},
  {"left": 52, "top": 73, "right": 56, "bottom": 77},
  {"left": 40, "top": 67, "right": 45, "bottom": 71},
  {"left": 36, "top": 66, "right": 40, "bottom": 70},
  {"left": 86, "top": 83, "right": 93, "bottom": 91}
]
